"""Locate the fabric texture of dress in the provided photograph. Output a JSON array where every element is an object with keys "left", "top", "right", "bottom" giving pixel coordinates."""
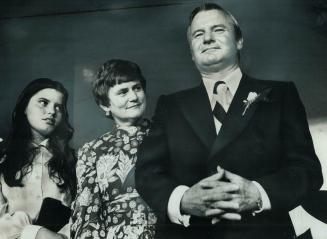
[{"left": 71, "top": 119, "right": 156, "bottom": 239}]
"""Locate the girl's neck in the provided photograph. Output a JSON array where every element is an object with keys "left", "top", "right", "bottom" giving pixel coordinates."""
[{"left": 30, "top": 128, "right": 47, "bottom": 145}]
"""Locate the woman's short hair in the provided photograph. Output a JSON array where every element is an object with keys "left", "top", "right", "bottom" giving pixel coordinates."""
[{"left": 92, "top": 59, "right": 146, "bottom": 107}]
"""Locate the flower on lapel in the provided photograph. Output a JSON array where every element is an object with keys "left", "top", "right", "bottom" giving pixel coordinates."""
[
  {"left": 242, "top": 88, "right": 272, "bottom": 116},
  {"left": 242, "top": 92, "right": 258, "bottom": 116}
]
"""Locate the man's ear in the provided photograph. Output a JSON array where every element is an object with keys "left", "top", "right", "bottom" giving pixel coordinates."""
[
  {"left": 237, "top": 37, "right": 244, "bottom": 50},
  {"left": 187, "top": 27, "right": 195, "bottom": 61}
]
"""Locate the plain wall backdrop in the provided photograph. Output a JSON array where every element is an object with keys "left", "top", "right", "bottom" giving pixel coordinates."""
[{"left": 1, "top": 0, "right": 327, "bottom": 147}]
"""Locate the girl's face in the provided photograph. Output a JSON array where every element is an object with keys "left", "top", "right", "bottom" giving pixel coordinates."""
[
  {"left": 25, "top": 88, "right": 64, "bottom": 141},
  {"left": 101, "top": 80, "right": 146, "bottom": 126}
]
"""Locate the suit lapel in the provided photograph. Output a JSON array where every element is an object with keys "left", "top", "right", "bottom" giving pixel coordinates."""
[
  {"left": 209, "top": 75, "right": 266, "bottom": 159},
  {"left": 178, "top": 84, "right": 216, "bottom": 149}
]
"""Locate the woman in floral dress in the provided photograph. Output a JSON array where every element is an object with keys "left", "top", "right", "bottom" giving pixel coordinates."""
[{"left": 71, "top": 59, "right": 156, "bottom": 239}]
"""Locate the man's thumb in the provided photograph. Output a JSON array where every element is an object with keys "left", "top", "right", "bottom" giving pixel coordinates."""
[
  {"left": 224, "top": 169, "right": 238, "bottom": 181},
  {"left": 216, "top": 166, "right": 225, "bottom": 179}
]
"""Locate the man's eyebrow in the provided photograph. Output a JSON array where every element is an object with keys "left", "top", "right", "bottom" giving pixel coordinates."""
[
  {"left": 192, "top": 24, "right": 228, "bottom": 35},
  {"left": 211, "top": 24, "right": 227, "bottom": 29}
]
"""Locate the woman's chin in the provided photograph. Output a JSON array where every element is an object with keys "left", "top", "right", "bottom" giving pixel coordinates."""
[{"left": 113, "top": 115, "right": 143, "bottom": 126}]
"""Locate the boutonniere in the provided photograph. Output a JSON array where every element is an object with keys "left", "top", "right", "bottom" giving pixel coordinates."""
[{"left": 242, "top": 88, "right": 272, "bottom": 116}]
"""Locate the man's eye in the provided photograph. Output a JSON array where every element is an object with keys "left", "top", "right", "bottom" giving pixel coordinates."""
[
  {"left": 193, "top": 32, "right": 203, "bottom": 38},
  {"left": 214, "top": 28, "right": 225, "bottom": 33}
]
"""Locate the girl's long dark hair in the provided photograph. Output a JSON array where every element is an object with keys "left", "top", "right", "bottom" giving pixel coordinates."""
[{"left": 0, "top": 78, "right": 76, "bottom": 198}]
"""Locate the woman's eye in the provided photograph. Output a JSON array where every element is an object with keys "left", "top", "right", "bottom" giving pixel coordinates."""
[
  {"left": 134, "top": 85, "right": 142, "bottom": 91},
  {"left": 118, "top": 89, "right": 128, "bottom": 95}
]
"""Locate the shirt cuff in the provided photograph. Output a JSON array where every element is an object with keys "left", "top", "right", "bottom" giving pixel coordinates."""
[
  {"left": 252, "top": 181, "right": 271, "bottom": 214},
  {"left": 21, "top": 225, "right": 42, "bottom": 239},
  {"left": 58, "top": 221, "right": 71, "bottom": 239},
  {"left": 0, "top": 203, "right": 8, "bottom": 216},
  {"left": 167, "top": 185, "right": 191, "bottom": 227}
]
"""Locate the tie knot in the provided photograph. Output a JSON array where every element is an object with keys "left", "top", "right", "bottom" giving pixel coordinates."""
[{"left": 213, "top": 81, "right": 226, "bottom": 94}]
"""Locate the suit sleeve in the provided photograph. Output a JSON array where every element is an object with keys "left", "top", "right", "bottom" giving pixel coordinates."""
[
  {"left": 256, "top": 82, "right": 323, "bottom": 211},
  {"left": 135, "top": 95, "right": 179, "bottom": 221}
]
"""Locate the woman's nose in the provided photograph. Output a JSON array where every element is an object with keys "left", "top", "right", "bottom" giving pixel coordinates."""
[{"left": 129, "top": 90, "right": 139, "bottom": 101}]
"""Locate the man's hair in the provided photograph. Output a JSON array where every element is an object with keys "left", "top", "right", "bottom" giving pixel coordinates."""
[
  {"left": 92, "top": 59, "right": 146, "bottom": 108},
  {"left": 188, "top": 2, "right": 243, "bottom": 42}
]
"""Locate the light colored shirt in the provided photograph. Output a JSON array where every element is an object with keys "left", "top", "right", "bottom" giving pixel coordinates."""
[
  {"left": 0, "top": 139, "right": 70, "bottom": 239},
  {"left": 167, "top": 67, "right": 271, "bottom": 226},
  {"left": 202, "top": 67, "right": 242, "bottom": 134}
]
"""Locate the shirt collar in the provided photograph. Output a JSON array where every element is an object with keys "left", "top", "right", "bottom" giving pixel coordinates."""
[
  {"left": 31, "top": 138, "right": 49, "bottom": 148},
  {"left": 202, "top": 67, "right": 242, "bottom": 97}
]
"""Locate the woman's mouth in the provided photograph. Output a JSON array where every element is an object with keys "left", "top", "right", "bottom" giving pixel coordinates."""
[{"left": 127, "top": 104, "right": 141, "bottom": 109}]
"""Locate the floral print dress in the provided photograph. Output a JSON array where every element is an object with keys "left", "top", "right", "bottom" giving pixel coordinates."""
[{"left": 71, "top": 119, "right": 156, "bottom": 239}]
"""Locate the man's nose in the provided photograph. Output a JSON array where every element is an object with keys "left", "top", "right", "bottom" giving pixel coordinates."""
[{"left": 203, "top": 31, "right": 214, "bottom": 44}]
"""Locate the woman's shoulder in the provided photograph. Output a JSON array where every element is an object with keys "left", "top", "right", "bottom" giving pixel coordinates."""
[{"left": 77, "top": 131, "right": 114, "bottom": 156}]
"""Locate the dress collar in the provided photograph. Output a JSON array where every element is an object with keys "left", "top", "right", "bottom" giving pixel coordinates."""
[{"left": 114, "top": 118, "right": 150, "bottom": 136}]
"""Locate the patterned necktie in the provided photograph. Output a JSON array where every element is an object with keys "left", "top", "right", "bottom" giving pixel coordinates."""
[{"left": 212, "top": 81, "right": 230, "bottom": 123}]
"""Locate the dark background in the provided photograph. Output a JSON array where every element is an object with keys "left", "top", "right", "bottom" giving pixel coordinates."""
[{"left": 0, "top": 0, "right": 326, "bottom": 148}]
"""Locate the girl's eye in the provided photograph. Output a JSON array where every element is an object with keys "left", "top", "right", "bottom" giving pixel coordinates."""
[
  {"left": 39, "top": 100, "right": 48, "bottom": 106},
  {"left": 55, "top": 105, "right": 62, "bottom": 112}
]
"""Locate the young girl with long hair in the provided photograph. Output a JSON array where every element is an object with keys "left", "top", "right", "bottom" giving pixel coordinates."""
[{"left": 0, "top": 78, "right": 76, "bottom": 239}]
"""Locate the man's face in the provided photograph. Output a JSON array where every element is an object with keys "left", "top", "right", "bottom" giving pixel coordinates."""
[{"left": 189, "top": 9, "right": 243, "bottom": 73}]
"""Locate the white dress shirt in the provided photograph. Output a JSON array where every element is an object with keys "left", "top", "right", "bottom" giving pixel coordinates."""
[
  {"left": 0, "top": 139, "right": 70, "bottom": 239},
  {"left": 167, "top": 67, "right": 271, "bottom": 226}
]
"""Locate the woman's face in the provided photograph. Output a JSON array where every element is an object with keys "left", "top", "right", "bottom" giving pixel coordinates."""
[
  {"left": 104, "top": 80, "right": 146, "bottom": 126},
  {"left": 25, "top": 88, "right": 64, "bottom": 141}
]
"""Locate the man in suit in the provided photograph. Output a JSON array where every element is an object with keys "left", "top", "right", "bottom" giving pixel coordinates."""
[{"left": 135, "top": 3, "right": 323, "bottom": 239}]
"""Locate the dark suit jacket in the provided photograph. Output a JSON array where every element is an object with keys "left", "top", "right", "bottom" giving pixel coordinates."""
[
  {"left": 302, "top": 190, "right": 327, "bottom": 223},
  {"left": 135, "top": 75, "right": 323, "bottom": 239}
]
